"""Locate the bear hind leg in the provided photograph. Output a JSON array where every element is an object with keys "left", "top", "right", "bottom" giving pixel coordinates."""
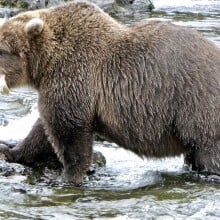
[
  {"left": 184, "top": 142, "right": 220, "bottom": 176},
  {"left": 0, "top": 118, "right": 55, "bottom": 164}
]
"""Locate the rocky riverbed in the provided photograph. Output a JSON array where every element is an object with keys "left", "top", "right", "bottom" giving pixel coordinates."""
[{"left": 0, "top": 0, "right": 154, "bottom": 17}]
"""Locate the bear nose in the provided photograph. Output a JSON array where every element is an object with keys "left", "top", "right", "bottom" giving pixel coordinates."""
[{"left": 129, "top": 0, "right": 134, "bottom": 4}]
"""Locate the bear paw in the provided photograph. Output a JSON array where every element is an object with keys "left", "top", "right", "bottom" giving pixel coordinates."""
[{"left": 0, "top": 144, "right": 14, "bottom": 162}]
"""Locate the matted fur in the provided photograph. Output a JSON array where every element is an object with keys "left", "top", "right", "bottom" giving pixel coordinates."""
[{"left": 0, "top": 1, "right": 219, "bottom": 184}]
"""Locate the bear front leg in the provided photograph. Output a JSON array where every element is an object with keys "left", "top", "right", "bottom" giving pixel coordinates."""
[
  {"left": 49, "top": 127, "right": 93, "bottom": 185},
  {"left": 0, "top": 118, "right": 55, "bottom": 164}
]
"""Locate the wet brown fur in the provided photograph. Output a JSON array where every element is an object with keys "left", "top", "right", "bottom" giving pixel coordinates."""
[{"left": 0, "top": 0, "right": 220, "bottom": 184}]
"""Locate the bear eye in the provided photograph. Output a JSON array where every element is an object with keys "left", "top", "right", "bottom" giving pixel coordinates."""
[
  {"left": 0, "top": 49, "right": 13, "bottom": 56},
  {"left": 0, "top": 49, "right": 8, "bottom": 55}
]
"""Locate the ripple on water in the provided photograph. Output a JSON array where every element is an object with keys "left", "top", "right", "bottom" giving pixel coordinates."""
[{"left": 1, "top": 141, "right": 219, "bottom": 219}]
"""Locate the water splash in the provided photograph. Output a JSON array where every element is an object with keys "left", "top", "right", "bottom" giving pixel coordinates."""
[{"left": 0, "top": 106, "right": 38, "bottom": 141}]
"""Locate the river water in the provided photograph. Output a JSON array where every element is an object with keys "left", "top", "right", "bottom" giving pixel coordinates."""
[{"left": 0, "top": 0, "right": 220, "bottom": 219}]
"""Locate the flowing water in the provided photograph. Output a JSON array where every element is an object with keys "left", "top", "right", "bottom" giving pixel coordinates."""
[{"left": 0, "top": 0, "right": 220, "bottom": 219}]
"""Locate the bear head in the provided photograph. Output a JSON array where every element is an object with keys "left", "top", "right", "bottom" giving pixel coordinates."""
[{"left": 0, "top": 13, "right": 46, "bottom": 94}]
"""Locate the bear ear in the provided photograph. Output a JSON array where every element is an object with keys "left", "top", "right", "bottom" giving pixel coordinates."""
[{"left": 25, "top": 18, "right": 44, "bottom": 37}]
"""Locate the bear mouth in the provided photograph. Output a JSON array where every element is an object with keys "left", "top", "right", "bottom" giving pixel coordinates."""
[{"left": 0, "top": 73, "right": 9, "bottom": 95}]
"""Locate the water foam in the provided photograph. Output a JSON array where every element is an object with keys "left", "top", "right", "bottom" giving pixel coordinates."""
[{"left": 0, "top": 107, "right": 39, "bottom": 141}]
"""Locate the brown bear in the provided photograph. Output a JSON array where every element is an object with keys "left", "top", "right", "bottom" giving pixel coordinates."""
[{"left": 0, "top": 0, "right": 220, "bottom": 185}]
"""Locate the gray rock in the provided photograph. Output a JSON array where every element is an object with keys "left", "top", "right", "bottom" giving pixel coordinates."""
[
  {"left": 0, "top": 0, "right": 46, "bottom": 9},
  {"left": 114, "top": 0, "right": 154, "bottom": 12},
  {"left": 0, "top": 0, "right": 154, "bottom": 11}
]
